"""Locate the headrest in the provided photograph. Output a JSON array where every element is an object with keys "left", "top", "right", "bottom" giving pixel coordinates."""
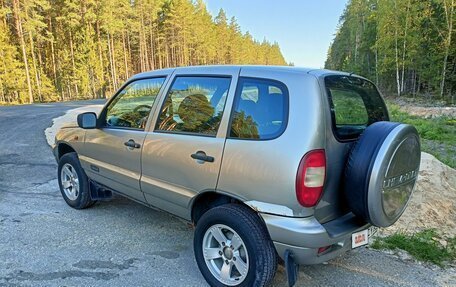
[{"left": 178, "top": 94, "right": 214, "bottom": 131}]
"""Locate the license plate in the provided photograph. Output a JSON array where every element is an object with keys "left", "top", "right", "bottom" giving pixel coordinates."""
[{"left": 352, "top": 227, "right": 377, "bottom": 249}]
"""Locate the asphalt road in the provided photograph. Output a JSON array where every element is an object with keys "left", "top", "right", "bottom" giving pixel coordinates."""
[{"left": 0, "top": 101, "right": 454, "bottom": 287}]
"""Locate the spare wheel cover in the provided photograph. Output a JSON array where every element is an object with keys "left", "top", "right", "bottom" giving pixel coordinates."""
[{"left": 345, "top": 122, "right": 421, "bottom": 227}]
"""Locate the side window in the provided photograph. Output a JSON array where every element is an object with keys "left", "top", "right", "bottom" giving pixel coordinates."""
[
  {"left": 155, "top": 76, "right": 231, "bottom": 136},
  {"left": 229, "top": 78, "right": 288, "bottom": 140},
  {"left": 105, "top": 77, "right": 165, "bottom": 129},
  {"left": 325, "top": 75, "right": 389, "bottom": 140}
]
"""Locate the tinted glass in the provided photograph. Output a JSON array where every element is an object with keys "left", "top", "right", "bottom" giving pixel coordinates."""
[
  {"left": 325, "top": 75, "right": 389, "bottom": 140},
  {"left": 156, "top": 76, "right": 231, "bottom": 136},
  {"left": 230, "top": 78, "right": 288, "bottom": 140}
]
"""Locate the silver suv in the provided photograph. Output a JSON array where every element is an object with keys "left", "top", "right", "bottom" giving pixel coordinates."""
[{"left": 54, "top": 66, "right": 421, "bottom": 287}]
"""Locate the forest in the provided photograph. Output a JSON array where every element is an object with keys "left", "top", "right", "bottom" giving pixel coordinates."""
[
  {"left": 0, "top": 0, "right": 287, "bottom": 104},
  {"left": 326, "top": 0, "right": 456, "bottom": 103}
]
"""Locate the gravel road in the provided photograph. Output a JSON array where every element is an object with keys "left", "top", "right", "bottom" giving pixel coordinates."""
[{"left": 0, "top": 101, "right": 454, "bottom": 287}]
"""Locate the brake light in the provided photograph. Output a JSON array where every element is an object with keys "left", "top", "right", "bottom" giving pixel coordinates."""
[{"left": 296, "top": 149, "right": 326, "bottom": 207}]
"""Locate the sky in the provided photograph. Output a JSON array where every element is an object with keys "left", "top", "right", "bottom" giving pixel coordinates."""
[{"left": 204, "top": 0, "right": 349, "bottom": 69}]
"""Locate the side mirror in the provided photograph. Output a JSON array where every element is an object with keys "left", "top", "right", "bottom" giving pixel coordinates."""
[{"left": 77, "top": 112, "right": 97, "bottom": 129}]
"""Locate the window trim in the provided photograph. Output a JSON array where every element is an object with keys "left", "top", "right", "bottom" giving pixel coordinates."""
[
  {"left": 98, "top": 76, "right": 168, "bottom": 131},
  {"left": 324, "top": 75, "right": 389, "bottom": 142},
  {"left": 226, "top": 76, "right": 290, "bottom": 141},
  {"left": 153, "top": 75, "right": 233, "bottom": 138}
]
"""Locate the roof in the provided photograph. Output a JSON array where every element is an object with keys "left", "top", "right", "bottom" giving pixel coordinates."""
[{"left": 130, "top": 65, "right": 353, "bottom": 80}]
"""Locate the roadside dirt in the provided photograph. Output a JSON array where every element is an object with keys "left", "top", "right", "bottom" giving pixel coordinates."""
[
  {"left": 400, "top": 106, "right": 456, "bottom": 118},
  {"left": 391, "top": 97, "right": 456, "bottom": 118}
]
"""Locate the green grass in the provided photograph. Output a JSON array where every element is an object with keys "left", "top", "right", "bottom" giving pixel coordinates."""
[
  {"left": 371, "top": 229, "right": 456, "bottom": 266},
  {"left": 331, "top": 89, "right": 369, "bottom": 125},
  {"left": 388, "top": 103, "right": 456, "bottom": 168}
]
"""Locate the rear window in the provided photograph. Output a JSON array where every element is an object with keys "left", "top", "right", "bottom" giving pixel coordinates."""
[{"left": 325, "top": 75, "right": 389, "bottom": 140}]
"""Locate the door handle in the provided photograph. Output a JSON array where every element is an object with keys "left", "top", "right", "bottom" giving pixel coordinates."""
[
  {"left": 124, "top": 139, "right": 141, "bottom": 149},
  {"left": 191, "top": 151, "right": 214, "bottom": 163}
]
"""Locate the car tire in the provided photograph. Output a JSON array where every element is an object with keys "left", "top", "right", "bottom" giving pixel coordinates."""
[
  {"left": 344, "top": 121, "right": 421, "bottom": 227},
  {"left": 194, "top": 204, "right": 277, "bottom": 287},
  {"left": 58, "top": 152, "right": 95, "bottom": 209}
]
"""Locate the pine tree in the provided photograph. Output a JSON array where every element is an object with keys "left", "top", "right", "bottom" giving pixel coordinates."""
[
  {"left": 0, "top": 0, "right": 287, "bottom": 104},
  {"left": 326, "top": 0, "right": 456, "bottom": 101}
]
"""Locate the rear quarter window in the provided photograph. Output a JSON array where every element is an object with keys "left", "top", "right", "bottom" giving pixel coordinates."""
[
  {"left": 325, "top": 75, "right": 389, "bottom": 141},
  {"left": 229, "top": 77, "right": 288, "bottom": 140}
]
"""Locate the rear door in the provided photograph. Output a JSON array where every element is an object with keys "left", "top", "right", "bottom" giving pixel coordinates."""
[
  {"left": 316, "top": 74, "right": 389, "bottom": 222},
  {"left": 80, "top": 75, "right": 169, "bottom": 202},
  {"left": 140, "top": 67, "right": 239, "bottom": 219}
]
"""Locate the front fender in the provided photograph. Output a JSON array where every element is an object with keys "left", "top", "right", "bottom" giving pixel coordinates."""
[{"left": 54, "top": 127, "right": 86, "bottom": 161}]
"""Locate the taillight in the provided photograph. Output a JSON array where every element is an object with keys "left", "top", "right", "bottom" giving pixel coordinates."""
[{"left": 296, "top": 149, "right": 326, "bottom": 207}]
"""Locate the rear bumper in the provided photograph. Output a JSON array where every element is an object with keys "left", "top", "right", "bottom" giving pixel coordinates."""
[{"left": 260, "top": 212, "right": 370, "bottom": 265}]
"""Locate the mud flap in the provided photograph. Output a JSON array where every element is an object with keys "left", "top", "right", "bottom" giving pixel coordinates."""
[
  {"left": 89, "top": 180, "right": 113, "bottom": 201},
  {"left": 284, "top": 249, "right": 299, "bottom": 287}
]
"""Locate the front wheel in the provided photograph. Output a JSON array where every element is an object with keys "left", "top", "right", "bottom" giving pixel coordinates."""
[
  {"left": 57, "top": 152, "right": 95, "bottom": 209},
  {"left": 194, "top": 204, "right": 277, "bottom": 287}
]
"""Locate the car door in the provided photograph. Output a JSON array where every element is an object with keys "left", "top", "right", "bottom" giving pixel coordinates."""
[
  {"left": 79, "top": 75, "right": 170, "bottom": 202},
  {"left": 140, "top": 67, "right": 239, "bottom": 219}
]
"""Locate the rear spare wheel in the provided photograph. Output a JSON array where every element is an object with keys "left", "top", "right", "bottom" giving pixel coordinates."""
[{"left": 344, "top": 121, "right": 421, "bottom": 227}]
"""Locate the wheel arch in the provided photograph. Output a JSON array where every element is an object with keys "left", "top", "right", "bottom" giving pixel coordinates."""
[
  {"left": 57, "top": 142, "right": 76, "bottom": 160},
  {"left": 190, "top": 191, "right": 259, "bottom": 224}
]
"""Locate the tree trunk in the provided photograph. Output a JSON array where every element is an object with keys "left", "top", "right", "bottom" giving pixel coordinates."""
[
  {"left": 157, "top": 35, "right": 163, "bottom": 69},
  {"left": 110, "top": 33, "right": 117, "bottom": 89},
  {"left": 395, "top": 28, "right": 401, "bottom": 96},
  {"left": 354, "top": 29, "right": 359, "bottom": 66},
  {"left": 440, "top": 0, "right": 454, "bottom": 99},
  {"left": 67, "top": 81, "right": 72, "bottom": 100},
  {"left": 400, "top": 0, "right": 411, "bottom": 94},
  {"left": 48, "top": 16, "right": 58, "bottom": 89},
  {"left": 107, "top": 32, "right": 117, "bottom": 91},
  {"left": 96, "top": 19, "right": 104, "bottom": 98},
  {"left": 140, "top": 10, "right": 149, "bottom": 71},
  {"left": 375, "top": 34, "right": 379, "bottom": 86},
  {"left": 149, "top": 25, "right": 155, "bottom": 70},
  {"left": 412, "top": 70, "right": 417, "bottom": 97},
  {"left": 139, "top": 27, "right": 145, "bottom": 71},
  {"left": 417, "top": 74, "right": 421, "bottom": 95},
  {"left": 69, "top": 30, "right": 78, "bottom": 98},
  {"left": 26, "top": 13, "right": 42, "bottom": 102},
  {"left": 122, "top": 31, "right": 129, "bottom": 79},
  {"left": 127, "top": 32, "right": 132, "bottom": 72},
  {"left": 394, "top": 0, "right": 401, "bottom": 97},
  {"left": 13, "top": 0, "right": 33, "bottom": 104}
]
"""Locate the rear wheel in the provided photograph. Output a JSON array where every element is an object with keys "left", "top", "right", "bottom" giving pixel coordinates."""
[
  {"left": 194, "top": 204, "right": 277, "bottom": 287},
  {"left": 58, "top": 152, "right": 95, "bottom": 209}
]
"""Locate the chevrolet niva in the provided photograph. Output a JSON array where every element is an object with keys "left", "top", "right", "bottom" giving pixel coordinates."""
[{"left": 54, "top": 66, "right": 421, "bottom": 287}]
